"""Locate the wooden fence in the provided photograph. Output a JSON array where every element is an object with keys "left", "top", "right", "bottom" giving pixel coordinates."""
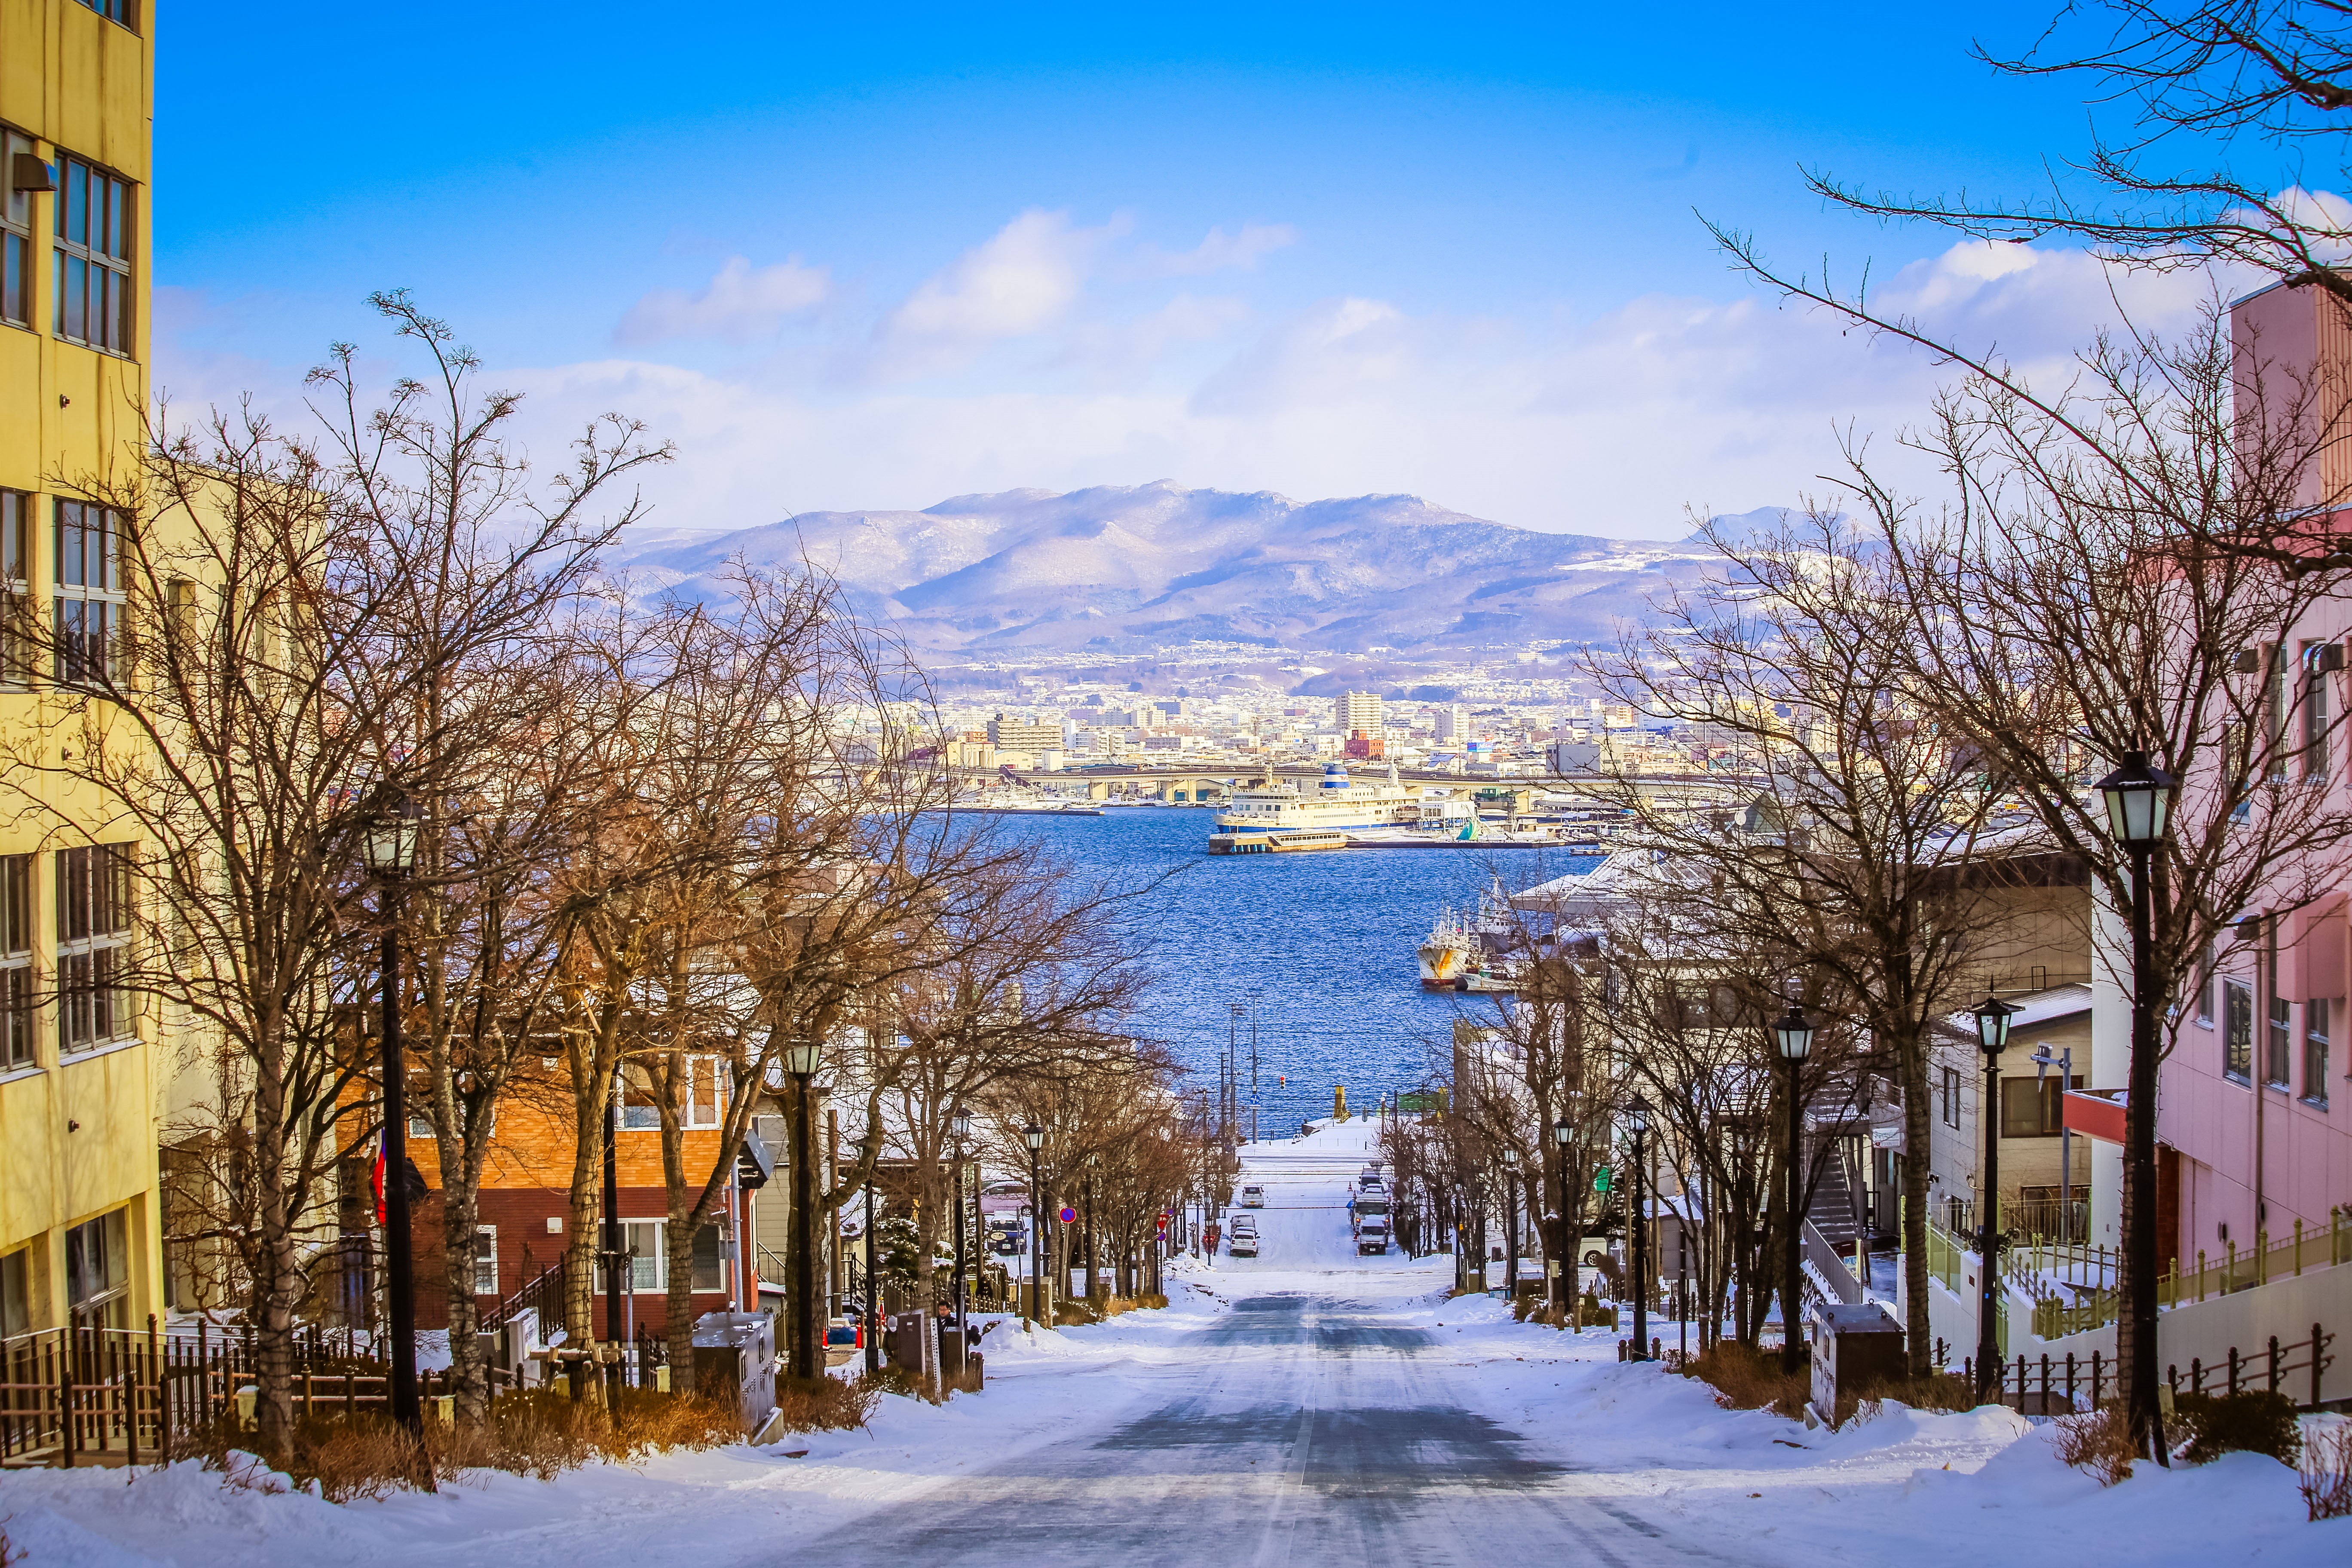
[
  {"left": 1942, "top": 1321, "right": 2336, "bottom": 1416},
  {"left": 0, "top": 1316, "right": 576, "bottom": 1469}
]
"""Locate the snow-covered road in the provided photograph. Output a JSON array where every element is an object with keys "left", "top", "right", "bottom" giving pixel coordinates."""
[{"left": 3, "top": 1118, "right": 2340, "bottom": 1567}]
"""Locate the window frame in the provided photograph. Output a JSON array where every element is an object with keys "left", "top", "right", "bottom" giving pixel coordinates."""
[
  {"left": 52, "top": 499, "right": 124, "bottom": 688},
  {"left": 64, "top": 1208, "right": 129, "bottom": 1331},
  {"left": 473, "top": 1225, "right": 497, "bottom": 1296},
  {"left": 69, "top": 0, "right": 141, "bottom": 31},
  {"left": 594, "top": 1217, "right": 727, "bottom": 1294},
  {"left": 50, "top": 150, "right": 133, "bottom": 356},
  {"left": 1939, "top": 1064, "right": 1960, "bottom": 1128},
  {"left": 0, "top": 129, "right": 34, "bottom": 328},
  {"left": 0, "top": 854, "right": 30, "bottom": 1072},
  {"left": 54, "top": 842, "right": 133, "bottom": 1055},
  {"left": 2267, "top": 992, "right": 2293, "bottom": 1089},
  {"left": 2305, "top": 998, "right": 2331, "bottom": 1109},
  {"left": 616, "top": 1054, "right": 725, "bottom": 1131},
  {"left": 0, "top": 490, "right": 28, "bottom": 686},
  {"left": 0, "top": 1244, "right": 28, "bottom": 1338},
  {"left": 2224, "top": 977, "right": 2254, "bottom": 1084}
]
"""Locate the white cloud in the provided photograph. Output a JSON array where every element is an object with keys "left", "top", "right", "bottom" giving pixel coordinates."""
[
  {"left": 156, "top": 233, "right": 2269, "bottom": 551},
  {"left": 1137, "top": 222, "right": 1298, "bottom": 277},
  {"left": 616, "top": 256, "right": 830, "bottom": 346},
  {"left": 867, "top": 209, "right": 1128, "bottom": 378}
]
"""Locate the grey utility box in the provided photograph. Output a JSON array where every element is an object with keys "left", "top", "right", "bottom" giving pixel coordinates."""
[
  {"left": 691, "top": 1310, "right": 778, "bottom": 1430},
  {"left": 1807, "top": 1300, "right": 1905, "bottom": 1424}
]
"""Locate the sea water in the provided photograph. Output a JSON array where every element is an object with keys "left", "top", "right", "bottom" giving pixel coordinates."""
[{"left": 999, "top": 806, "right": 1602, "bottom": 1136}]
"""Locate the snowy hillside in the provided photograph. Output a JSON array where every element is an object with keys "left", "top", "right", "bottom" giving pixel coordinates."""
[{"left": 614, "top": 483, "right": 1791, "bottom": 654}]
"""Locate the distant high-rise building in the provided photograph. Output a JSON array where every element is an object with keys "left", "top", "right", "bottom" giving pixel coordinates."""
[
  {"left": 988, "top": 712, "right": 1063, "bottom": 754},
  {"left": 1337, "top": 692, "right": 1384, "bottom": 734},
  {"left": 1433, "top": 705, "right": 1469, "bottom": 742}
]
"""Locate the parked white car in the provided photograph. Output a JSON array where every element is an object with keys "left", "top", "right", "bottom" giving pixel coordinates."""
[{"left": 1240, "top": 1184, "right": 1266, "bottom": 1207}]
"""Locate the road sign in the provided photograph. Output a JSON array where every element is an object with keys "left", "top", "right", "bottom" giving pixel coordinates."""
[
  {"left": 1059, "top": 1206, "right": 1077, "bottom": 1224},
  {"left": 1592, "top": 1165, "right": 1613, "bottom": 1194}
]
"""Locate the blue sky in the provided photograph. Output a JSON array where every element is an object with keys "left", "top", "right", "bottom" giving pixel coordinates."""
[{"left": 153, "top": 3, "right": 2222, "bottom": 536}]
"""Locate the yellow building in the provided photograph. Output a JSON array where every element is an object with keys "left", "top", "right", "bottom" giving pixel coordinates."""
[{"left": 0, "top": 0, "right": 160, "bottom": 1340}]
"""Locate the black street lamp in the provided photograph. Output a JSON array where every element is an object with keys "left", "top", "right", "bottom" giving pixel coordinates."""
[
  {"left": 1023, "top": 1124, "right": 1046, "bottom": 1327},
  {"left": 1627, "top": 1096, "right": 1650, "bottom": 1362},
  {"left": 360, "top": 801, "right": 422, "bottom": 1436},
  {"left": 1084, "top": 1151, "right": 1100, "bottom": 1302},
  {"left": 1972, "top": 989, "right": 2019, "bottom": 1401},
  {"left": 951, "top": 1108, "right": 974, "bottom": 1343},
  {"left": 1551, "top": 1115, "right": 1574, "bottom": 1316},
  {"left": 2096, "top": 748, "right": 2175, "bottom": 1463},
  {"left": 781, "top": 1035, "right": 825, "bottom": 1381},
  {"left": 1770, "top": 999, "right": 1816, "bottom": 1376},
  {"left": 1500, "top": 1144, "right": 1520, "bottom": 1308}
]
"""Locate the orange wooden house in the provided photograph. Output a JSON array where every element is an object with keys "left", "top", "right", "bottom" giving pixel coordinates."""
[{"left": 403, "top": 1057, "right": 773, "bottom": 1339}]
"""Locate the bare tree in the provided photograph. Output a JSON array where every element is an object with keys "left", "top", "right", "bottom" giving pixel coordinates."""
[
  {"left": 5, "top": 292, "right": 662, "bottom": 1458},
  {"left": 1574, "top": 515, "right": 2054, "bottom": 1372},
  {"left": 1810, "top": 2, "right": 2352, "bottom": 304}
]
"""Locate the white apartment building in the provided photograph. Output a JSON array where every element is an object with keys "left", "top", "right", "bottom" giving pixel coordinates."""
[{"left": 1337, "top": 692, "right": 1384, "bottom": 735}]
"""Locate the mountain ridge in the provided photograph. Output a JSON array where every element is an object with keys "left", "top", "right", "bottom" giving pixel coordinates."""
[{"left": 616, "top": 483, "right": 1790, "bottom": 655}]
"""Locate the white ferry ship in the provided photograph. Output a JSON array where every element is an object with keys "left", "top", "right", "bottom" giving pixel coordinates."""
[{"left": 1207, "top": 763, "right": 1422, "bottom": 852}]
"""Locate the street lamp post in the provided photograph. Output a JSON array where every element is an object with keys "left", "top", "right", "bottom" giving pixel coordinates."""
[
  {"left": 1972, "top": 990, "right": 2019, "bottom": 1402},
  {"left": 1023, "top": 1124, "right": 1046, "bottom": 1327},
  {"left": 1551, "top": 1116, "right": 1574, "bottom": 1317},
  {"left": 951, "top": 1108, "right": 974, "bottom": 1344},
  {"left": 783, "top": 1035, "right": 826, "bottom": 1381},
  {"left": 360, "top": 803, "right": 422, "bottom": 1437},
  {"left": 2096, "top": 749, "right": 2175, "bottom": 1464},
  {"left": 863, "top": 1171, "right": 879, "bottom": 1376},
  {"left": 1628, "top": 1096, "right": 1650, "bottom": 1362},
  {"left": 1770, "top": 1001, "right": 1816, "bottom": 1377},
  {"left": 1501, "top": 1145, "right": 1519, "bottom": 1308},
  {"left": 2030, "top": 1043, "right": 2076, "bottom": 1244},
  {"left": 1084, "top": 1151, "right": 1100, "bottom": 1303}
]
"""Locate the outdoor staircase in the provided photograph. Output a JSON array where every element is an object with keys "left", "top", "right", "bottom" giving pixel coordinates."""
[{"left": 1806, "top": 1149, "right": 1864, "bottom": 1251}]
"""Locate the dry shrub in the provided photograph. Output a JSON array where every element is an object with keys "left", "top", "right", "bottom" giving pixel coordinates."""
[
  {"left": 604, "top": 1387, "right": 742, "bottom": 1456},
  {"left": 1853, "top": 1372, "right": 1976, "bottom": 1416},
  {"left": 2300, "top": 1425, "right": 2352, "bottom": 1522},
  {"left": 772, "top": 1374, "right": 881, "bottom": 1434},
  {"left": 2053, "top": 1406, "right": 2138, "bottom": 1487},
  {"left": 302, "top": 1421, "right": 429, "bottom": 1502},
  {"left": 1679, "top": 1341, "right": 1810, "bottom": 1419},
  {"left": 183, "top": 1384, "right": 747, "bottom": 1504},
  {"left": 2169, "top": 1390, "right": 2300, "bottom": 1467}
]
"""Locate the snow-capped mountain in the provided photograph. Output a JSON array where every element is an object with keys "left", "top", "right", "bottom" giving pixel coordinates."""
[{"left": 615, "top": 481, "right": 1786, "bottom": 654}]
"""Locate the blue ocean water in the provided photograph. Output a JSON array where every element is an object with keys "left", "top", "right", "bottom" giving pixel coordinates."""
[{"left": 1002, "top": 807, "right": 1602, "bottom": 1136}]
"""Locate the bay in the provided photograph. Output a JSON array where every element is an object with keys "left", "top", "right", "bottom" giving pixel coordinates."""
[{"left": 997, "top": 805, "right": 1602, "bottom": 1137}]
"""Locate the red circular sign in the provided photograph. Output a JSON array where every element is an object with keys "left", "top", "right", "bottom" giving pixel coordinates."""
[{"left": 1059, "top": 1206, "right": 1077, "bottom": 1224}]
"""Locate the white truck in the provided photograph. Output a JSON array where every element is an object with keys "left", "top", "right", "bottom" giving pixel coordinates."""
[{"left": 1352, "top": 1192, "right": 1391, "bottom": 1255}]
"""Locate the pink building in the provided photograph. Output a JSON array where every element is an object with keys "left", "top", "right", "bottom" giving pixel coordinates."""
[{"left": 2147, "top": 279, "right": 2352, "bottom": 1269}]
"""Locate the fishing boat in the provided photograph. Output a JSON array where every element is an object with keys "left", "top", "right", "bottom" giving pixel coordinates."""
[{"left": 1416, "top": 877, "right": 1523, "bottom": 989}]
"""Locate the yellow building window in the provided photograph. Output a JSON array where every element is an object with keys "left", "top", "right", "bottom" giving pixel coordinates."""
[
  {"left": 65, "top": 1209, "right": 128, "bottom": 1331},
  {"left": 53, "top": 500, "right": 122, "bottom": 687},
  {"left": 0, "top": 131, "right": 34, "bottom": 328},
  {"left": 71, "top": 0, "right": 141, "bottom": 28},
  {"left": 0, "top": 854, "right": 28, "bottom": 1071},
  {"left": 52, "top": 153, "right": 132, "bottom": 356},
  {"left": 55, "top": 843, "right": 132, "bottom": 1054},
  {"left": 0, "top": 492, "right": 26, "bottom": 685}
]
